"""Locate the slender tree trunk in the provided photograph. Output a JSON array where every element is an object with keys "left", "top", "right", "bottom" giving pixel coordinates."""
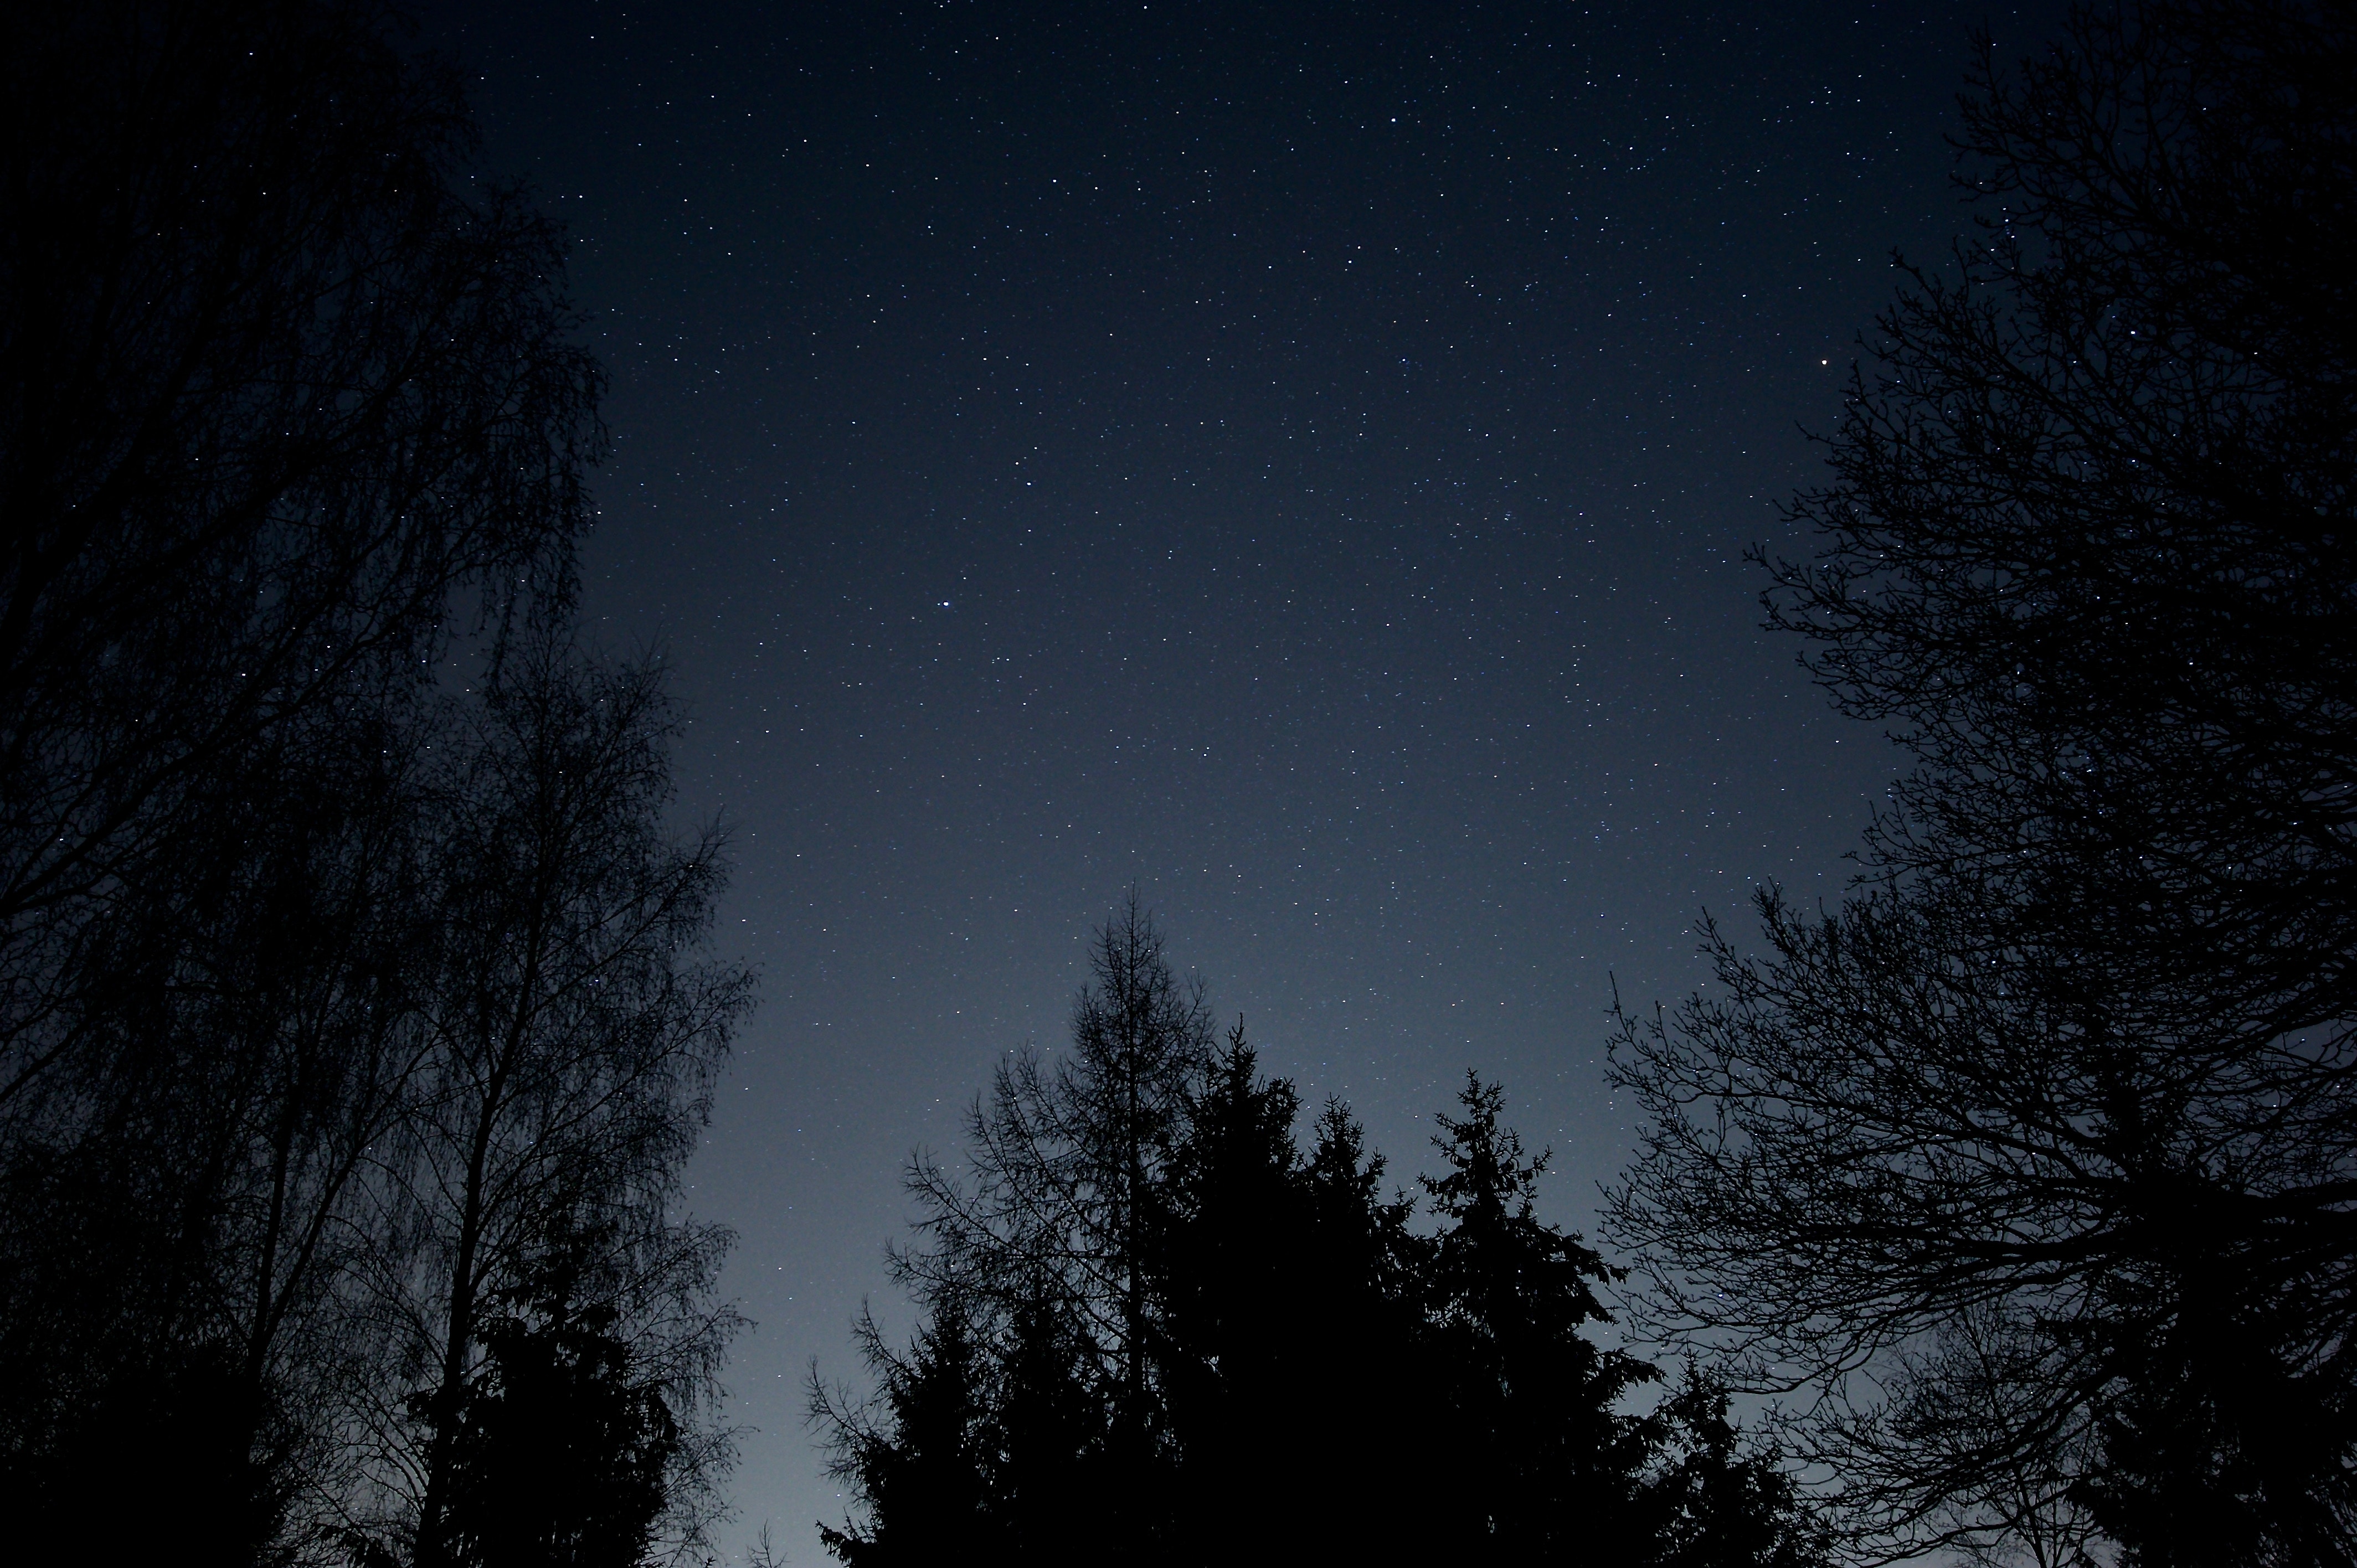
[
  {"left": 413, "top": 931, "right": 543, "bottom": 1568},
  {"left": 413, "top": 1085, "right": 501, "bottom": 1568}
]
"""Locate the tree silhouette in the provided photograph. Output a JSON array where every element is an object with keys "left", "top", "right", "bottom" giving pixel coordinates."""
[
  {"left": 1643, "top": 1368, "right": 1828, "bottom": 1568},
  {"left": 1, "top": 0, "right": 595, "bottom": 1109},
  {"left": 813, "top": 1267, "right": 1119, "bottom": 1566},
  {"left": 0, "top": 693, "right": 444, "bottom": 1564},
  {"left": 383, "top": 647, "right": 749, "bottom": 1568},
  {"left": 882, "top": 891, "right": 1212, "bottom": 1550},
  {"left": 1607, "top": 2, "right": 2357, "bottom": 1560},
  {"left": 433, "top": 1239, "right": 682, "bottom": 1568},
  {"left": 0, "top": 3, "right": 624, "bottom": 1557},
  {"left": 1151, "top": 1030, "right": 1419, "bottom": 1561},
  {"left": 1290, "top": 1098, "right": 1442, "bottom": 1557},
  {"left": 1421, "top": 1073, "right": 1660, "bottom": 1561},
  {"left": 985, "top": 1280, "right": 1120, "bottom": 1562},
  {"left": 817, "top": 926, "right": 1821, "bottom": 1565},
  {"left": 813, "top": 1294, "right": 997, "bottom": 1566}
]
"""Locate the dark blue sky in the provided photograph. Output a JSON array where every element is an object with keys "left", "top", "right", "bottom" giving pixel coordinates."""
[{"left": 416, "top": 2, "right": 2061, "bottom": 1552}]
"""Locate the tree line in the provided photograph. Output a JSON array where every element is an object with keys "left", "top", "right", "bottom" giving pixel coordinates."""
[
  {"left": 809, "top": 899, "right": 1823, "bottom": 1565},
  {"left": 1, "top": 4, "right": 749, "bottom": 1564}
]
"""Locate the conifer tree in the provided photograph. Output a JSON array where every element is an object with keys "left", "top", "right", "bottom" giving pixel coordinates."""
[
  {"left": 1152, "top": 1031, "right": 1332, "bottom": 1558},
  {"left": 821, "top": 896, "right": 1208, "bottom": 1562},
  {"left": 431, "top": 1238, "right": 683, "bottom": 1568},
  {"left": 812, "top": 1295, "right": 996, "bottom": 1566},
  {"left": 1643, "top": 1368, "right": 1828, "bottom": 1568},
  {"left": 1420, "top": 1074, "right": 1661, "bottom": 1561}
]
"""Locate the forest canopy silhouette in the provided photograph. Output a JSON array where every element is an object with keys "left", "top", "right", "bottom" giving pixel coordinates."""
[
  {"left": 807, "top": 898, "right": 1822, "bottom": 1566},
  {"left": 4, "top": 1, "right": 2354, "bottom": 1566}
]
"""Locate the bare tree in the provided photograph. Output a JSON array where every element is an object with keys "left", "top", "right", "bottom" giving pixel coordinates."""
[
  {"left": 1607, "top": 5, "right": 2357, "bottom": 1561},
  {"left": 341, "top": 648, "right": 752, "bottom": 1568},
  {"left": 895, "top": 894, "right": 1213, "bottom": 1497},
  {"left": 0, "top": 0, "right": 598, "bottom": 1111},
  {"left": 0, "top": 682, "right": 452, "bottom": 1559},
  {"left": 0, "top": 12, "right": 758, "bottom": 1562}
]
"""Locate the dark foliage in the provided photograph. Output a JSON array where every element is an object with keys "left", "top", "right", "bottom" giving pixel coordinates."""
[
  {"left": 815, "top": 912, "right": 1823, "bottom": 1566},
  {"left": 434, "top": 1251, "right": 683, "bottom": 1568},
  {"left": 813, "top": 1294, "right": 998, "bottom": 1565},
  {"left": 14, "top": 1343, "right": 294, "bottom": 1568},
  {"left": 1419, "top": 1072, "right": 1661, "bottom": 1558},
  {"left": 1644, "top": 1369, "right": 1828, "bottom": 1568},
  {"left": 1151, "top": 1033, "right": 1440, "bottom": 1562}
]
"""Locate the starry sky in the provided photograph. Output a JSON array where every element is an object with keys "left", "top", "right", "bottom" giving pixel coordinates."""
[{"left": 414, "top": 1, "right": 2062, "bottom": 1554}]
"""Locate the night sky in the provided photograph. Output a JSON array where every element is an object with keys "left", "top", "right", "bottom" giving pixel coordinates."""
[{"left": 415, "top": 2, "right": 2061, "bottom": 1552}]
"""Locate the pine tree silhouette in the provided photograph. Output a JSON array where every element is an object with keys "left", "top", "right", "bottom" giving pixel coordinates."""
[
  {"left": 1421, "top": 1073, "right": 1660, "bottom": 1561},
  {"left": 434, "top": 1254, "right": 681, "bottom": 1568}
]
